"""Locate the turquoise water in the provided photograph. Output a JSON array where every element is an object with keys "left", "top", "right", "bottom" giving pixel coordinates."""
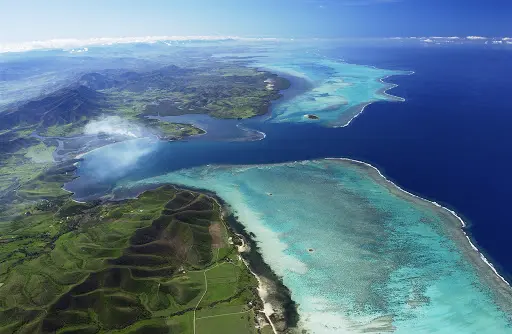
[
  {"left": 254, "top": 54, "right": 405, "bottom": 126},
  {"left": 214, "top": 48, "right": 407, "bottom": 126},
  {"left": 114, "top": 160, "right": 512, "bottom": 333}
]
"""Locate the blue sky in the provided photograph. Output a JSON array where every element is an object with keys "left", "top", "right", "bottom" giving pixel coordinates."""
[{"left": 0, "top": 0, "right": 510, "bottom": 43}]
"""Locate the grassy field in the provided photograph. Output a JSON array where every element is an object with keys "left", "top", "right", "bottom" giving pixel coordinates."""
[
  {"left": 0, "top": 139, "right": 57, "bottom": 203},
  {"left": 24, "top": 142, "right": 55, "bottom": 163},
  {"left": 196, "top": 310, "right": 258, "bottom": 334},
  {"left": 40, "top": 123, "right": 86, "bottom": 137}
]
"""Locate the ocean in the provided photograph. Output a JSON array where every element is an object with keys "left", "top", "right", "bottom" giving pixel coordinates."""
[
  {"left": 66, "top": 42, "right": 512, "bottom": 332},
  {"left": 328, "top": 44, "right": 512, "bottom": 281}
]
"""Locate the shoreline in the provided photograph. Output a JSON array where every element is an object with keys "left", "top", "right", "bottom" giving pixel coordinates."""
[
  {"left": 217, "top": 195, "right": 300, "bottom": 333},
  {"left": 328, "top": 157, "right": 511, "bottom": 286},
  {"left": 103, "top": 158, "right": 512, "bottom": 329},
  {"left": 324, "top": 157, "right": 512, "bottom": 316},
  {"left": 150, "top": 157, "right": 512, "bottom": 293},
  {"left": 262, "top": 55, "right": 413, "bottom": 129},
  {"left": 107, "top": 182, "right": 300, "bottom": 333},
  {"left": 70, "top": 155, "right": 512, "bottom": 328},
  {"left": 334, "top": 70, "right": 414, "bottom": 128}
]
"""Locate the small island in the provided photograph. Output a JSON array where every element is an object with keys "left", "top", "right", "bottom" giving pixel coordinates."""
[{"left": 304, "top": 114, "right": 320, "bottom": 120}]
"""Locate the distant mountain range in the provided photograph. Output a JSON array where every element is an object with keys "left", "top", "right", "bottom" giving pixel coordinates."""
[
  {"left": 0, "top": 63, "right": 290, "bottom": 132},
  {"left": 0, "top": 85, "right": 106, "bottom": 130}
]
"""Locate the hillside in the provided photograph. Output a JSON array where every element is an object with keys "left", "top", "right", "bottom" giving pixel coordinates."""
[
  {"left": 0, "top": 85, "right": 106, "bottom": 131},
  {"left": 0, "top": 185, "right": 270, "bottom": 333}
]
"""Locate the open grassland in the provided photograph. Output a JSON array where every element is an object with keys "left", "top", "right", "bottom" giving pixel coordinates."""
[
  {"left": 196, "top": 310, "right": 258, "bottom": 334},
  {"left": 0, "top": 184, "right": 264, "bottom": 333},
  {"left": 40, "top": 123, "right": 86, "bottom": 137},
  {"left": 0, "top": 139, "right": 56, "bottom": 195},
  {"left": 24, "top": 142, "right": 55, "bottom": 163}
]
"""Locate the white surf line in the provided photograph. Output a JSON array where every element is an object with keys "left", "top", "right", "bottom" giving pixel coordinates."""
[
  {"left": 326, "top": 157, "right": 511, "bottom": 287},
  {"left": 243, "top": 259, "right": 279, "bottom": 334},
  {"left": 336, "top": 102, "right": 373, "bottom": 128},
  {"left": 379, "top": 72, "right": 415, "bottom": 101},
  {"left": 196, "top": 309, "right": 250, "bottom": 320},
  {"left": 336, "top": 71, "right": 414, "bottom": 129},
  {"left": 236, "top": 123, "right": 267, "bottom": 140}
]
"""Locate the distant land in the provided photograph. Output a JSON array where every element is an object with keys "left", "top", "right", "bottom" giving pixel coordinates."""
[{"left": 0, "top": 59, "right": 292, "bottom": 333}]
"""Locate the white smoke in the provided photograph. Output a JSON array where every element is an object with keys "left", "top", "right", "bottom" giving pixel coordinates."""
[{"left": 84, "top": 116, "right": 144, "bottom": 138}]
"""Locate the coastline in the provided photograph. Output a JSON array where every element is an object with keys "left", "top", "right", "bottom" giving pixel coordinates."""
[
  {"left": 217, "top": 195, "right": 300, "bottom": 333},
  {"left": 261, "top": 56, "right": 412, "bottom": 128},
  {"left": 151, "top": 156, "right": 512, "bottom": 303},
  {"left": 108, "top": 182, "right": 300, "bottom": 333},
  {"left": 334, "top": 70, "right": 414, "bottom": 128},
  {"left": 72, "top": 153, "right": 512, "bottom": 329}
]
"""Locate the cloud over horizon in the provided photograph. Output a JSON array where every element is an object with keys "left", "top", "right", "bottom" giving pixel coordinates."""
[
  {"left": 0, "top": 35, "right": 279, "bottom": 53},
  {"left": 1, "top": 34, "right": 511, "bottom": 54}
]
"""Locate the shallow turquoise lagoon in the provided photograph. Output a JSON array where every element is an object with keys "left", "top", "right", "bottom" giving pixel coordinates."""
[
  {"left": 115, "top": 160, "right": 512, "bottom": 333},
  {"left": 214, "top": 48, "right": 408, "bottom": 127},
  {"left": 256, "top": 57, "right": 406, "bottom": 126}
]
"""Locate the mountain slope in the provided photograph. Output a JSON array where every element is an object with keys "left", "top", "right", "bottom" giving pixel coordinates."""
[{"left": 0, "top": 85, "right": 106, "bottom": 130}]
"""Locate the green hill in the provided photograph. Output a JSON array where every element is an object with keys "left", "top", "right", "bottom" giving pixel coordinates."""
[{"left": 0, "top": 185, "right": 266, "bottom": 334}]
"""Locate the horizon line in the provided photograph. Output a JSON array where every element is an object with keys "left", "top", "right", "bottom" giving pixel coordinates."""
[{"left": 1, "top": 35, "right": 511, "bottom": 54}]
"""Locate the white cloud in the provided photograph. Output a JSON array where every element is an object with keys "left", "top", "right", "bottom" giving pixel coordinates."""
[
  {"left": 3, "top": 35, "right": 510, "bottom": 54},
  {"left": 69, "top": 47, "right": 89, "bottom": 54},
  {"left": 387, "top": 35, "right": 509, "bottom": 46},
  {"left": 388, "top": 36, "right": 508, "bottom": 45},
  {"left": 0, "top": 35, "right": 278, "bottom": 53},
  {"left": 431, "top": 36, "right": 459, "bottom": 40},
  {"left": 84, "top": 116, "right": 144, "bottom": 138}
]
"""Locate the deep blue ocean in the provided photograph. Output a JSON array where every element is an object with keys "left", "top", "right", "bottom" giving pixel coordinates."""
[
  {"left": 330, "top": 45, "right": 512, "bottom": 282},
  {"left": 70, "top": 44, "right": 512, "bottom": 284}
]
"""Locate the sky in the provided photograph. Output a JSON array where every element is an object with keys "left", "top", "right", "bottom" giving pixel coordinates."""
[{"left": 0, "top": 0, "right": 511, "bottom": 43}]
